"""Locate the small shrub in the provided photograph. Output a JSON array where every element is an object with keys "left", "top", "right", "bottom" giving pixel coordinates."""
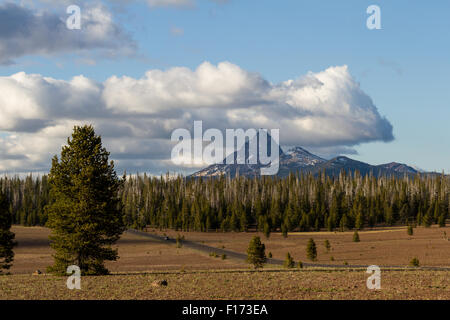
[
  {"left": 297, "top": 261, "right": 303, "bottom": 269},
  {"left": 209, "top": 252, "right": 218, "bottom": 258},
  {"left": 343, "top": 261, "right": 348, "bottom": 265},
  {"left": 407, "top": 225, "right": 413, "bottom": 236},
  {"left": 221, "top": 254, "right": 227, "bottom": 260},
  {"left": 176, "top": 234, "right": 183, "bottom": 248},
  {"left": 324, "top": 239, "right": 331, "bottom": 252},
  {"left": 268, "top": 252, "right": 272, "bottom": 259},
  {"left": 353, "top": 231, "right": 360, "bottom": 242},
  {"left": 410, "top": 257, "right": 420, "bottom": 267},
  {"left": 330, "top": 256, "right": 334, "bottom": 261}
]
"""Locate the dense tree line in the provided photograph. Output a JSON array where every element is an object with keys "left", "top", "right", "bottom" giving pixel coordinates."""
[
  {"left": 1, "top": 171, "right": 449, "bottom": 233},
  {"left": 0, "top": 175, "right": 49, "bottom": 226}
]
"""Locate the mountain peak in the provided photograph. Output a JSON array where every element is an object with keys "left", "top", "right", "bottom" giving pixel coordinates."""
[
  {"left": 191, "top": 146, "right": 424, "bottom": 178},
  {"left": 282, "top": 146, "right": 326, "bottom": 168}
]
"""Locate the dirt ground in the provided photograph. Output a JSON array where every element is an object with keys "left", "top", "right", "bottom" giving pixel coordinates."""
[
  {"left": 0, "top": 270, "right": 448, "bottom": 300},
  {"left": 155, "top": 225, "right": 450, "bottom": 267}
]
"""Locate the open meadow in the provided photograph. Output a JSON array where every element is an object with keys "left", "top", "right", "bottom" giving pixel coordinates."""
[
  {"left": 1, "top": 225, "right": 449, "bottom": 300},
  {"left": 8, "top": 226, "right": 248, "bottom": 274},
  {"left": 152, "top": 225, "right": 450, "bottom": 267}
]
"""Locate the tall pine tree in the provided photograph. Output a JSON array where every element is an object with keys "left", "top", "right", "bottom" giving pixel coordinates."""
[{"left": 46, "top": 125, "right": 125, "bottom": 275}]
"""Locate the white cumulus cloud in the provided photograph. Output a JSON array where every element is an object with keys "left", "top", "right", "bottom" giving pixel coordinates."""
[{"left": 0, "top": 62, "right": 394, "bottom": 174}]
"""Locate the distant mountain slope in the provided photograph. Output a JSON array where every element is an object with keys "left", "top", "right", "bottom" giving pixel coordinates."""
[
  {"left": 306, "top": 156, "right": 394, "bottom": 177},
  {"left": 191, "top": 145, "right": 327, "bottom": 178},
  {"left": 376, "top": 162, "right": 418, "bottom": 174},
  {"left": 190, "top": 142, "right": 423, "bottom": 178}
]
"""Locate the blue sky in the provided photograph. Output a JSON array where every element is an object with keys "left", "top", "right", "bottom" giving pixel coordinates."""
[{"left": 0, "top": 0, "right": 449, "bottom": 174}]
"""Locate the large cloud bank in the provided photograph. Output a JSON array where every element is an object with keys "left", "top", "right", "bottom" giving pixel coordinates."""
[
  {"left": 0, "top": 3, "right": 135, "bottom": 65},
  {"left": 0, "top": 62, "right": 394, "bottom": 173}
]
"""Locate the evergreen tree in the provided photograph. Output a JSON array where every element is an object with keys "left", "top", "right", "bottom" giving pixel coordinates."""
[
  {"left": 326, "top": 215, "right": 334, "bottom": 231},
  {"left": 416, "top": 210, "right": 423, "bottom": 226},
  {"left": 438, "top": 214, "right": 446, "bottom": 227},
  {"left": 433, "top": 202, "right": 440, "bottom": 224},
  {"left": 306, "top": 238, "right": 317, "bottom": 261},
  {"left": 247, "top": 236, "right": 266, "bottom": 269},
  {"left": 46, "top": 125, "right": 125, "bottom": 275},
  {"left": 339, "top": 214, "right": 348, "bottom": 232},
  {"left": 284, "top": 252, "right": 295, "bottom": 268},
  {"left": 355, "top": 212, "right": 363, "bottom": 230},
  {"left": 263, "top": 221, "right": 270, "bottom": 239},
  {"left": 422, "top": 211, "right": 433, "bottom": 228},
  {"left": 353, "top": 230, "right": 360, "bottom": 242},
  {"left": 314, "top": 218, "right": 320, "bottom": 231},
  {"left": 281, "top": 223, "right": 288, "bottom": 238},
  {"left": 0, "top": 192, "right": 16, "bottom": 273}
]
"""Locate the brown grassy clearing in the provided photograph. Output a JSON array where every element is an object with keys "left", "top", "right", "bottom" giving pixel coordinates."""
[
  {"left": 9, "top": 225, "right": 450, "bottom": 275},
  {"left": 154, "top": 225, "right": 450, "bottom": 267},
  {"left": 9, "top": 226, "right": 248, "bottom": 275},
  {"left": 3, "top": 226, "right": 450, "bottom": 300}
]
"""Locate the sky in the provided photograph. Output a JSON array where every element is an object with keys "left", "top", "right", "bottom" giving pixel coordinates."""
[{"left": 0, "top": 0, "right": 449, "bottom": 175}]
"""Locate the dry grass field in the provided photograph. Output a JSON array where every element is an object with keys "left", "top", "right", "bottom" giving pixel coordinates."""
[
  {"left": 156, "top": 226, "right": 450, "bottom": 267},
  {"left": 0, "top": 270, "right": 448, "bottom": 300},
  {"left": 2, "top": 225, "right": 449, "bottom": 300},
  {"left": 9, "top": 226, "right": 248, "bottom": 274}
]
